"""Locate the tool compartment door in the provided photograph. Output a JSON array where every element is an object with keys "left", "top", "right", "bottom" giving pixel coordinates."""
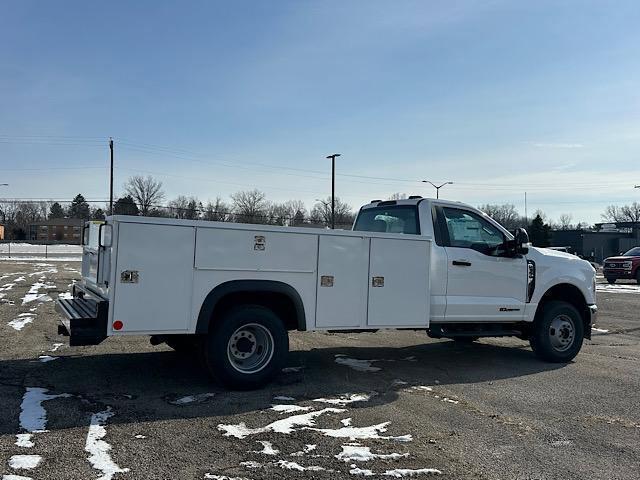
[
  {"left": 367, "top": 237, "right": 430, "bottom": 327},
  {"left": 315, "top": 235, "right": 369, "bottom": 328},
  {"left": 112, "top": 222, "right": 195, "bottom": 333}
]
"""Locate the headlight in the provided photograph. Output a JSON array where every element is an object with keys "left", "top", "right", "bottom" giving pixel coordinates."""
[{"left": 624, "top": 261, "right": 633, "bottom": 269}]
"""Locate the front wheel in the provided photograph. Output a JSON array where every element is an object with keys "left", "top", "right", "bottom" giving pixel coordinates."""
[
  {"left": 606, "top": 277, "right": 616, "bottom": 284},
  {"left": 530, "top": 301, "right": 584, "bottom": 363},
  {"left": 204, "top": 305, "right": 289, "bottom": 390},
  {"left": 636, "top": 270, "right": 640, "bottom": 285}
]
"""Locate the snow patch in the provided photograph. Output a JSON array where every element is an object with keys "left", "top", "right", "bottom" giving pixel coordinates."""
[
  {"left": 15, "top": 434, "right": 34, "bottom": 448},
  {"left": 290, "top": 444, "right": 317, "bottom": 456},
  {"left": 313, "top": 393, "right": 372, "bottom": 406},
  {"left": 596, "top": 284, "right": 640, "bottom": 295},
  {"left": 282, "top": 366, "right": 304, "bottom": 373},
  {"left": 50, "top": 343, "right": 64, "bottom": 352},
  {"left": 134, "top": 435, "right": 146, "bottom": 439},
  {"left": 204, "top": 475, "right": 252, "bottom": 480},
  {"left": 270, "top": 404, "right": 312, "bottom": 414},
  {"left": 383, "top": 468, "right": 441, "bottom": 477},
  {"left": 341, "top": 418, "right": 353, "bottom": 426},
  {"left": 335, "top": 355, "right": 381, "bottom": 372},
  {"left": 251, "top": 441, "right": 279, "bottom": 456},
  {"left": 58, "top": 291, "right": 73, "bottom": 300},
  {"left": 336, "top": 445, "right": 408, "bottom": 462},
  {"left": 308, "top": 421, "right": 412, "bottom": 442},
  {"left": 85, "top": 408, "right": 129, "bottom": 480},
  {"left": 8, "top": 455, "right": 42, "bottom": 470},
  {"left": 8, "top": 314, "right": 35, "bottom": 331},
  {"left": 275, "top": 460, "right": 325, "bottom": 472},
  {"left": 170, "top": 393, "right": 216, "bottom": 405},
  {"left": 218, "top": 408, "right": 345, "bottom": 439},
  {"left": 591, "top": 327, "right": 609, "bottom": 334},
  {"left": 38, "top": 356, "right": 58, "bottom": 363},
  {"left": 21, "top": 283, "right": 53, "bottom": 304},
  {"left": 2, "top": 475, "right": 34, "bottom": 480},
  {"left": 19, "top": 387, "right": 71, "bottom": 433},
  {"left": 350, "top": 465, "right": 375, "bottom": 476}
]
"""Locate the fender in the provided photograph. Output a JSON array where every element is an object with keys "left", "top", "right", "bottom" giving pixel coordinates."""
[{"left": 195, "top": 280, "right": 306, "bottom": 333}]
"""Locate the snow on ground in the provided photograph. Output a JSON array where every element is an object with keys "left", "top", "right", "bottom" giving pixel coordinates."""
[
  {"left": 21, "top": 283, "right": 54, "bottom": 304},
  {"left": 269, "top": 404, "right": 312, "bottom": 414},
  {"left": 0, "top": 243, "right": 82, "bottom": 254},
  {"left": 335, "top": 445, "right": 409, "bottom": 462},
  {"left": 1, "top": 256, "right": 81, "bottom": 262},
  {"left": 169, "top": 393, "right": 216, "bottom": 405},
  {"left": 250, "top": 441, "right": 280, "bottom": 456},
  {"left": 8, "top": 455, "right": 42, "bottom": 470},
  {"left": 313, "top": 393, "right": 372, "bottom": 406},
  {"left": 85, "top": 409, "right": 130, "bottom": 480},
  {"left": 334, "top": 355, "right": 381, "bottom": 372},
  {"left": 19, "top": 387, "right": 72, "bottom": 434},
  {"left": 8, "top": 314, "right": 36, "bottom": 331},
  {"left": 596, "top": 284, "right": 640, "bottom": 294},
  {"left": 592, "top": 327, "right": 610, "bottom": 334},
  {"left": 38, "top": 356, "right": 58, "bottom": 363}
]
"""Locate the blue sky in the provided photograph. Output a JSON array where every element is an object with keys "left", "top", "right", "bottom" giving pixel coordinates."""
[{"left": 1, "top": 0, "right": 639, "bottom": 224}]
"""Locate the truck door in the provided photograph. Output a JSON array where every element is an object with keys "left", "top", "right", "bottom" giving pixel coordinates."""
[{"left": 436, "top": 206, "right": 526, "bottom": 322}]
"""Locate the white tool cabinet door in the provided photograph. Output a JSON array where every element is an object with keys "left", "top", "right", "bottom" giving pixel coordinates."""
[
  {"left": 112, "top": 223, "right": 195, "bottom": 333},
  {"left": 315, "top": 235, "right": 369, "bottom": 328},
  {"left": 367, "top": 238, "right": 430, "bottom": 327}
]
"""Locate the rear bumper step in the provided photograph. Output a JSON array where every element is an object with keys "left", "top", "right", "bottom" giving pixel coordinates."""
[{"left": 55, "top": 288, "right": 108, "bottom": 346}]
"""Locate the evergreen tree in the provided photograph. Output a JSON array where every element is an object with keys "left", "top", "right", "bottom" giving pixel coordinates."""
[
  {"left": 68, "top": 194, "right": 91, "bottom": 219},
  {"left": 49, "top": 202, "right": 66, "bottom": 219},
  {"left": 91, "top": 208, "right": 106, "bottom": 220},
  {"left": 114, "top": 195, "right": 140, "bottom": 216},
  {"left": 528, "top": 214, "right": 551, "bottom": 247}
]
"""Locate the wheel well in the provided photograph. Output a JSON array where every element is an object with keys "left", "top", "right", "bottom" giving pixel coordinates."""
[
  {"left": 211, "top": 291, "right": 299, "bottom": 331},
  {"left": 537, "top": 283, "right": 591, "bottom": 338}
]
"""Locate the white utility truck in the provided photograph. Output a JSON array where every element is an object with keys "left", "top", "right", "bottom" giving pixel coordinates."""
[{"left": 56, "top": 197, "right": 597, "bottom": 389}]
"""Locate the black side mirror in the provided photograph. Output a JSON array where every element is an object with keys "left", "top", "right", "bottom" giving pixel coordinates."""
[{"left": 514, "top": 227, "right": 530, "bottom": 255}]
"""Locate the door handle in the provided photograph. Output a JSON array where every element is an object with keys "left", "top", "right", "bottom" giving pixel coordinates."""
[{"left": 452, "top": 260, "right": 472, "bottom": 266}]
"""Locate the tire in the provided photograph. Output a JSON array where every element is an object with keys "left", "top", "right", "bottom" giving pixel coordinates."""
[
  {"left": 606, "top": 277, "right": 616, "bottom": 284},
  {"left": 165, "top": 335, "right": 195, "bottom": 353},
  {"left": 204, "top": 305, "right": 288, "bottom": 390},
  {"left": 453, "top": 336, "right": 478, "bottom": 343},
  {"left": 530, "top": 301, "right": 584, "bottom": 363},
  {"left": 636, "top": 270, "right": 640, "bottom": 285}
]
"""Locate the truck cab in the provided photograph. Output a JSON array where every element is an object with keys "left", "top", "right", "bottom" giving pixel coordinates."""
[{"left": 354, "top": 197, "right": 597, "bottom": 352}]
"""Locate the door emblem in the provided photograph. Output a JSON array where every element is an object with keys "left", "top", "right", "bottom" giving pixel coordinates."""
[
  {"left": 254, "top": 235, "right": 266, "bottom": 251},
  {"left": 372, "top": 276, "right": 385, "bottom": 287},
  {"left": 320, "top": 275, "right": 334, "bottom": 287},
  {"left": 120, "top": 270, "right": 139, "bottom": 283}
]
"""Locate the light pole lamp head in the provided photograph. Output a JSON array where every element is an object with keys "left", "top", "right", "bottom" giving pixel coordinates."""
[{"left": 326, "top": 153, "right": 341, "bottom": 159}]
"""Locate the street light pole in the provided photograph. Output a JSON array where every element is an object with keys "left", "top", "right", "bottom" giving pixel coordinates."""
[
  {"left": 326, "top": 153, "right": 341, "bottom": 229},
  {"left": 109, "top": 138, "right": 114, "bottom": 215},
  {"left": 421, "top": 180, "right": 453, "bottom": 199}
]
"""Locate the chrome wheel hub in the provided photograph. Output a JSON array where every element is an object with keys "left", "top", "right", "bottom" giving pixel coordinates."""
[
  {"left": 227, "top": 323, "right": 274, "bottom": 374},
  {"left": 549, "top": 315, "right": 575, "bottom": 352}
]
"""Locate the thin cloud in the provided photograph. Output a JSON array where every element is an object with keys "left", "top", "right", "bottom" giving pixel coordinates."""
[{"left": 530, "top": 142, "right": 585, "bottom": 149}]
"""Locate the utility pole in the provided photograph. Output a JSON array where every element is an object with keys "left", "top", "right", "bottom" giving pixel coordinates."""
[
  {"left": 421, "top": 180, "right": 452, "bottom": 199},
  {"left": 109, "top": 137, "right": 114, "bottom": 215},
  {"left": 524, "top": 191, "right": 528, "bottom": 225},
  {"left": 326, "top": 153, "right": 341, "bottom": 229}
]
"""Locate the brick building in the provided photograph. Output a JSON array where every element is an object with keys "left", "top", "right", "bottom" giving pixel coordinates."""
[{"left": 28, "top": 218, "right": 84, "bottom": 243}]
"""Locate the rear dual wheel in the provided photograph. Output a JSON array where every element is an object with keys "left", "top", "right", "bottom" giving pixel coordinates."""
[{"left": 203, "top": 305, "right": 289, "bottom": 390}]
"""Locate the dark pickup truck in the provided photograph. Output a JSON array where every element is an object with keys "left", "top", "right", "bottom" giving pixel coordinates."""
[{"left": 603, "top": 247, "right": 640, "bottom": 284}]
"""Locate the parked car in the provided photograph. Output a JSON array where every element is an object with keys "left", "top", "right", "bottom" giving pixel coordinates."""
[{"left": 603, "top": 247, "right": 640, "bottom": 284}]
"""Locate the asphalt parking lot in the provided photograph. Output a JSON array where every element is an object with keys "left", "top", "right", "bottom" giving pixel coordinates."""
[{"left": 1, "top": 260, "right": 639, "bottom": 480}]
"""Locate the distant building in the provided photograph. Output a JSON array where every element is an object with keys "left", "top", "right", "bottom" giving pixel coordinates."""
[
  {"left": 28, "top": 218, "right": 84, "bottom": 243},
  {"left": 0, "top": 224, "right": 4, "bottom": 240},
  {"left": 550, "top": 221, "right": 640, "bottom": 263}
]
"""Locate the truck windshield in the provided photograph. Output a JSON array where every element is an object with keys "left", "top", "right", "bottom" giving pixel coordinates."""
[
  {"left": 353, "top": 206, "right": 419, "bottom": 234},
  {"left": 624, "top": 247, "right": 640, "bottom": 256}
]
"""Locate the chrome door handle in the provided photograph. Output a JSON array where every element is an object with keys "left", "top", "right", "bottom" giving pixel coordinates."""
[{"left": 452, "top": 260, "right": 472, "bottom": 266}]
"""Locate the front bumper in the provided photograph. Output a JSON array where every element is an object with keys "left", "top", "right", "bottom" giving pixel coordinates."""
[
  {"left": 603, "top": 268, "right": 634, "bottom": 279},
  {"left": 585, "top": 304, "right": 597, "bottom": 340},
  {"left": 55, "top": 284, "right": 108, "bottom": 346}
]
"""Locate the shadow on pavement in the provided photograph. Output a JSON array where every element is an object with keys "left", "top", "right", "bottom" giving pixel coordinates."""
[{"left": 0, "top": 339, "right": 566, "bottom": 434}]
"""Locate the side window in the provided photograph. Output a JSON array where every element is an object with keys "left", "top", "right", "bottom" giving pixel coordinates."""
[{"left": 442, "top": 207, "right": 504, "bottom": 255}]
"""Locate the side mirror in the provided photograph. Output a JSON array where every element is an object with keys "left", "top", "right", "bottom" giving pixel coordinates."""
[{"left": 514, "top": 227, "right": 530, "bottom": 255}]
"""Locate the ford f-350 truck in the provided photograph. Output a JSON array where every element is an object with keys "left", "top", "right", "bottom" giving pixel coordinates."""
[{"left": 56, "top": 197, "right": 597, "bottom": 389}]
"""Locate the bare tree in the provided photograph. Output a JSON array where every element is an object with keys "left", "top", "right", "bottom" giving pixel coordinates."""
[
  {"left": 478, "top": 203, "right": 524, "bottom": 230},
  {"left": 557, "top": 213, "right": 573, "bottom": 230},
  {"left": 124, "top": 175, "right": 165, "bottom": 216},
  {"left": 203, "top": 197, "right": 230, "bottom": 222},
  {"left": 167, "top": 195, "right": 200, "bottom": 219},
  {"left": 602, "top": 202, "right": 640, "bottom": 223},
  {"left": 310, "top": 197, "right": 354, "bottom": 228},
  {"left": 231, "top": 189, "right": 269, "bottom": 224},
  {"left": 388, "top": 193, "right": 407, "bottom": 200}
]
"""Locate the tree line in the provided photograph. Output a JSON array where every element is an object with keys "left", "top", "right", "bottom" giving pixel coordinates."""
[
  {"left": 0, "top": 175, "right": 356, "bottom": 240},
  {"left": 2, "top": 174, "right": 639, "bottom": 244}
]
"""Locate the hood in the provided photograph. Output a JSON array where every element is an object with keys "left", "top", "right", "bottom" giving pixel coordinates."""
[
  {"left": 528, "top": 247, "right": 595, "bottom": 273},
  {"left": 604, "top": 256, "right": 636, "bottom": 262}
]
